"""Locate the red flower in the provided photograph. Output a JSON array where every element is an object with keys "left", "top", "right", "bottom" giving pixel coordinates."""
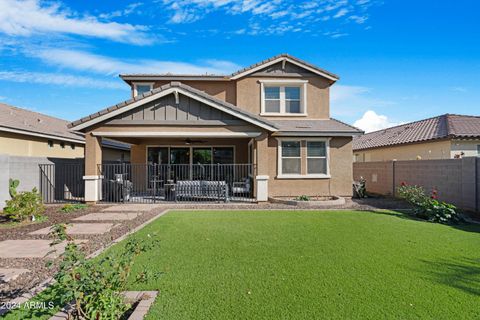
[{"left": 401, "top": 181, "right": 407, "bottom": 186}]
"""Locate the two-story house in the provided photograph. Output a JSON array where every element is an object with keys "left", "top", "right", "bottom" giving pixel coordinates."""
[{"left": 69, "top": 54, "right": 362, "bottom": 203}]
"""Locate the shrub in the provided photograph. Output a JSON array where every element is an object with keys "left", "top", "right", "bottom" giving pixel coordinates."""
[
  {"left": 397, "top": 184, "right": 426, "bottom": 207},
  {"left": 397, "top": 183, "right": 460, "bottom": 224},
  {"left": 295, "top": 195, "right": 311, "bottom": 201},
  {"left": 3, "top": 187, "right": 45, "bottom": 222},
  {"left": 353, "top": 177, "right": 367, "bottom": 198},
  {"left": 60, "top": 203, "right": 88, "bottom": 213},
  {"left": 48, "top": 223, "right": 159, "bottom": 319},
  {"left": 9, "top": 178, "right": 19, "bottom": 197}
]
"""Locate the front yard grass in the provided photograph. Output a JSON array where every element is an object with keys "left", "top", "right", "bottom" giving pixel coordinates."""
[{"left": 4, "top": 209, "right": 480, "bottom": 319}]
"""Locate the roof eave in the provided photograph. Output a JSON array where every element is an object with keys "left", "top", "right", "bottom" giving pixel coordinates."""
[{"left": 273, "top": 131, "right": 361, "bottom": 137}]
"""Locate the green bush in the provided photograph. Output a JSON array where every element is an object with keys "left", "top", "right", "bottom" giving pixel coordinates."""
[
  {"left": 295, "top": 195, "right": 311, "bottom": 201},
  {"left": 60, "top": 203, "right": 88, "bottom": 213},
  {"left": 48, "top": 224, "right": 159, "bottom": 319},
  {"left": 397, "top": 183, "right": 460, "bottom": 224},
  {"left": 3, "top": 187, "right": 45, "bottom": 222}
]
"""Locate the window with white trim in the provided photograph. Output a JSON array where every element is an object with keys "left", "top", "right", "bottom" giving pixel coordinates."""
[
  {"left": 281, "top": 141, "right": 301, "bottom": 174},
  {"left": 277, "top": 138, "right": 330, "bottom": 178},
  {"left": 306, "top": 141, "right": 327, "bottom": 174},
  {"left": 133, "top": 83, "right": 153, "bottom": 96},
  {"left": 260, "top": 80, "right": 307, "bottom": 115}
]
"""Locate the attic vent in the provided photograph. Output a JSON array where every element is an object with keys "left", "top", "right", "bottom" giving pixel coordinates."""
[{"left": 295, "top": 126, "right": 312, "bottom": 129}]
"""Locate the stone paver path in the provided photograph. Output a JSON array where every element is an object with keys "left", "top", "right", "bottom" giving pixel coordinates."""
[
  {"left": 0, "top": 268, "right": 29, "bottom": 282},
  {"left": 73, "top": 212, "right": 142, "bottom": 221},
  {"left": 0, "top": 240, "right": 86, "bottom": 258},
  {"left": 102, "top": 204, "right": 163, "bottom": 212},
  {"left": 29, "top": 223, "right": 114, "bottom": 235}
]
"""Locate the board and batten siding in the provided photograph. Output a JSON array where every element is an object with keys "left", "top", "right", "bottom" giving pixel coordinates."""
[{"left": 112, "top": 93, "right": 238, "bottom": 122}]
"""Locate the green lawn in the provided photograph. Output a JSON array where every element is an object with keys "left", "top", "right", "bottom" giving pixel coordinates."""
[{"left": 5, "top": 210, "right": 480, "bottom": 319}]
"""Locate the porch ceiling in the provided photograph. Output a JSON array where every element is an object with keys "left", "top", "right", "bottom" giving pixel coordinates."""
[{"left": 92, "top": 131, "right": 262, "bottom": 138}]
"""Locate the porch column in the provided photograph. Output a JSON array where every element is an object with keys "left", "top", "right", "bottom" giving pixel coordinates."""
[
  {"left": 255, "top": 133, "right": 269, "bottom": 202},
  {"left": 84, "top": 132, "right": 102, "bottom": 204}
]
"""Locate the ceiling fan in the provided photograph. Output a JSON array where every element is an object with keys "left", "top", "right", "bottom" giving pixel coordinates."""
[{"left": 184, "top": 138, "right": 207, "bottom": 144}]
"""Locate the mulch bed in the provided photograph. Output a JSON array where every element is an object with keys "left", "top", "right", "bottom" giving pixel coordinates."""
[{"left": 0, "top": 204, "right": 164, "bottom": 302}]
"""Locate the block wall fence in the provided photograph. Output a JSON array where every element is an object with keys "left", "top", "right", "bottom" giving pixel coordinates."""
[{"left": 353, "top": 157, "right": 479, "bottom": 213}]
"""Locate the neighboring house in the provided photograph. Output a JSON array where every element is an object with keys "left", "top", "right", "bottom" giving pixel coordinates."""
[
  {"left": 69, "top": 54, "right": 362, "bottom": 203},
  {"left": 353, "top": 114, "right": 480, "bottom": 162},
  {"left": 0, "top": 103, "right": 130, "bottom": 161}
]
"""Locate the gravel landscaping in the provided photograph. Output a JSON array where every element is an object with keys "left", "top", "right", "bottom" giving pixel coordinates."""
[{"left": 0, "top": 204, "right": 165, "bottom": 303}]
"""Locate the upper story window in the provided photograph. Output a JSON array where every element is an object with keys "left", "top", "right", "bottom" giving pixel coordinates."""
[
  {"left": 133, "top": 82, "right": 154, "bottom": 96},
  {"left": 260, "top": 80, "right": 307, "bottom": 116}
]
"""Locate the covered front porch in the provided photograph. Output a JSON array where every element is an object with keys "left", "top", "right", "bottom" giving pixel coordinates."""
[{"left": 85, "top": 132, "right": 269, "bottom": 203}]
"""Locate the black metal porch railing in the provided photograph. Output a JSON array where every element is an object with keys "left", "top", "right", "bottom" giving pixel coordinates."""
[{"left": 98, "top": 163, "right": 255, "bottom": 203}]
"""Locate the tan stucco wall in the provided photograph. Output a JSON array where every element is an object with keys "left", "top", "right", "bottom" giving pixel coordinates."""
[
  {"left": 144, "top": 75, "right": 331, "bottom": 120},
  {"left": 152, "top": 80, "right": 236, "bottom": 105},
  {"left": 353, "top": 140, "right": 452, "bottom": 162},
  {"left": 0, "top": 131, "right": 84, "bottom": 158},
  {"left": 266, "top": 136, "right": 353, "bottom": 197},
  {"left": 235, "top": 76, "right": 330, "bottom": 119},
  {"left": 451, "top": 139, "right": 480, "bottom": 158}
]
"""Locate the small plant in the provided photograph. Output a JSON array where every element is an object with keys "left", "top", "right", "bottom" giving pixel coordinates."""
[
  {"left": 353, "top": 177, "right": 367, "bottom": 198},
  {"left": 48, "top": 223, "right": 159, "bottom": 319},
  {"left": 60, "top": 203, "right": 88, "bottom": 213},
  {"left": 3, "top": 184, "right": 45, "bottom": 222},
  {"left": 295, "top": 195, "right": 311, "bottom": 201},
  {"left": 9, "top": 178, "right": 19, "bottom": 197},
  {"left": 397, "top": 183, "right": 460, "bottom": 224}
]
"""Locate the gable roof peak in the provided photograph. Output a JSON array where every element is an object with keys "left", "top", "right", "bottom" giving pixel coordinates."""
[
  {"left": 69, "top": 81, "right": 278, "bottom": 132},
  {"left": 120, "top": 53, "right": 339, "bottom": 83}
]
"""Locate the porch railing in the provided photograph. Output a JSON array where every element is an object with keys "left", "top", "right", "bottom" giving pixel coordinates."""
[{"left": 98, "top": 163, "right": 255, "bottom": 203}]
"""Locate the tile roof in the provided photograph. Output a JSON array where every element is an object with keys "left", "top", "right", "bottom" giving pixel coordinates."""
[
  {"left": 0, "top": 103, "right": 130, "bottom": 150},
  {"left": 69, "top": 82, "right": 278, "bottom": 131},
  {"left": 230, "top": 53, "right": 339, "bottom": 80},
  {"left": 0, "top": 103, "right": 84, "bottom": 142},
  {"left": 120, "top": 53, "right": 338, "bottom": 81},
  {"left": 353, "top": 114, "right": 480, "bottom": 151},
  {"left": 272, "top": 119, "right": 362, "bottom": 135}
]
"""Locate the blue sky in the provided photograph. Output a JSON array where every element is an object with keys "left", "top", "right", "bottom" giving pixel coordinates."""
[{"left": 0, "top": 0, "right": 478, "bottom": 132}]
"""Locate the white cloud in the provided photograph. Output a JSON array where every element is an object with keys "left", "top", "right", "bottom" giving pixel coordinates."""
[
  {"left": 348, "top": 15, "right": 368, "bottom": 24},
  {"left": 0, "top": 0, "right": 152, "bottom": 45},
  {"left": 32, "top": 49, "right": 242, "bottom": 75},
  {"left": 334, "top": 8, "right": 349, "bottom": 18},
  {"left": 0, "top": 71, "right": 123, "bottom": 89},
  {"left": 450, "top": 86, "right": 467, "bottom": 93},
  {"left": 353, "top": 110, "right": 401, "bottom": 133},
  {"left": 331, "top": 85, "right": 370, "bottom": 102},
  {"left": 330, "top": 84, "right": 396, "bottom": 119},
  {"left": 99, "top": 2, "right": 143, "bottom": 20}
]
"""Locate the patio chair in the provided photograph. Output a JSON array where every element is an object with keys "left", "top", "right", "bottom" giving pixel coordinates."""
[{"left": 232, "top": 177, "right": 251, "bottom": 197}]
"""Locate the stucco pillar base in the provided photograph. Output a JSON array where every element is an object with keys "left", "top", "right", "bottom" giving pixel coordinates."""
[
  {"left": 256, "top": 175, "right": 269, "bottom": 202},
  {"left": 84, "top": 175, "right": 103, "bottom": 203}
]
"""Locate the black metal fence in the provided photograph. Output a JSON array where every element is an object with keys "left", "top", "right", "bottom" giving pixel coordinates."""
[
  {"left": 39, "top": 163, "right": 85, "bottom": 203},
  {"left": 98, "top": 163, "right": 255, "bottom": 203}
]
